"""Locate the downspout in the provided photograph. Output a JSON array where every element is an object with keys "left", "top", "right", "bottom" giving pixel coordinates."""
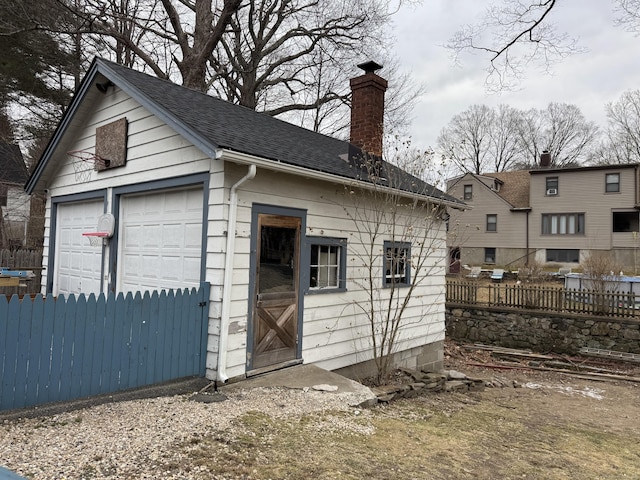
[
  {"left": 217, "top": 164, "right": 256, "bottom": 383},
  {"left": 526, "top": 210, "right": 530, "bottom": 265}
]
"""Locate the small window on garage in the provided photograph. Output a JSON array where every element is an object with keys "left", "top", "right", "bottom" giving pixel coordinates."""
[
  {"left": 384, "top": 241, "right": 411, "bottom": 287},
  {"left": 307, "top": 237, "right": 347, "bottom": 293}
]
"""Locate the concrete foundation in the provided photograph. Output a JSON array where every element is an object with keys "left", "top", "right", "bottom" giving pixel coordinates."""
[{"left": 333, "top": 340, "right": 444, "bottom": 381}]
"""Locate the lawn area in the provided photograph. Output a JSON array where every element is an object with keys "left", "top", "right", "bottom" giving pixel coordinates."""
[
  {"left": 195, "top": 372, "right": 640, "bottom": 479},
  {"left": 2, "top": 351, "right": 639, "bottom": 479}
]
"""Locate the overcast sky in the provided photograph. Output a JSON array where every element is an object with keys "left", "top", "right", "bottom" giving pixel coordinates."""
[{"left": 389, "top": 0, "right": 640, "bottom": 151}]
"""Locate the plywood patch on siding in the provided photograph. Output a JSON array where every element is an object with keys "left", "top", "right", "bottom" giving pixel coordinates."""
[{"left": 95, "top": 118, "right": 128, "bottom": 170}]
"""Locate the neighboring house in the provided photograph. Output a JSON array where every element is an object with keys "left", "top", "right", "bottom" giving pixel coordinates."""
[
  {"left": 0, "top": 143, "right": 30, "bottom": 248},
  {"left": 447, "top": 162, "right": 640, "bottom": 270},
  {"left": 25, "top": 57, "right": 464, "bottom": 383}
]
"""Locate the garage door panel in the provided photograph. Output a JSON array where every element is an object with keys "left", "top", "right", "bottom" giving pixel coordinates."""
[
  {"left": 55, "top": 200, "right": 104, "bottom": 296},
  {"left": 118, "top": 187, "right": 204, "bottom": 293},
  {"left": 184, "top": 224, "right": 203, "bottom": 247}
]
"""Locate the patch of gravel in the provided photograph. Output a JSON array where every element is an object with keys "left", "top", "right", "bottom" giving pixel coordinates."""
[{"left": 0, "top": 386, "right": 374, "bottom": 479}]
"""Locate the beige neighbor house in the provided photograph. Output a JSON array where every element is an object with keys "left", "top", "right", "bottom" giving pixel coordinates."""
[
  {"left": 446, "top": 162, "right": 640, "bottom": 272},
  {"left": 0, "top": 143, "right": 31, "bottom": 248},
  {"left": 25, "top": 57, "right": 465, "bottom": 384}
]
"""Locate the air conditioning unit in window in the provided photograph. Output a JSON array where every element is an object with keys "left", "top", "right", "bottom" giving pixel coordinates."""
[{"left": 546, "top": 188, "right": 558, "bottom": 196}]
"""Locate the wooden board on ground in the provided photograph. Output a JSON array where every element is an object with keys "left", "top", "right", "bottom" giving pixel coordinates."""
[{"left": 0, "top": 277, "right": 20, "bottom": 287}]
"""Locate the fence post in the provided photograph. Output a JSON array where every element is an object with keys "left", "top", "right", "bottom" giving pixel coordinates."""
[{"left": 198, "top": 282, "right": 211, "bottom": 377}]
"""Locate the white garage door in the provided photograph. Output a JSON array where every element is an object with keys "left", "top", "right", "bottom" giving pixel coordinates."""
[
  {"left": 54, "top": 200, "right": 105, "bottom": 296},
  {"left": 117, "top": 186, "right": 204, "bottom": 293}
]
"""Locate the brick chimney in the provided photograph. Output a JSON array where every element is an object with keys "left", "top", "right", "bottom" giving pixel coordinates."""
[
  {"left": 540, "top": 150, "right": 552, "bottom": 168},
  {"left": 350, "top": 61, "right": 388, "bottom": 158}
]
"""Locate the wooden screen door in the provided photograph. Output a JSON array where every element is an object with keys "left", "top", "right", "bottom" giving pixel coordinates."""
[{"left": 251, "top": 213, "right": 302, "bottom": 371}]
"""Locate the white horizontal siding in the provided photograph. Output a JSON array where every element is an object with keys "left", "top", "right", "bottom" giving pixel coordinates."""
[
  {"left": 219, "top": 163, "right": 447, "bottom": 377},
  {"left": 45, "top": 87, "right": 215, "bottom": 197},
  {"left": 41, "top": 87, "right": 222, "bottom": 297}
]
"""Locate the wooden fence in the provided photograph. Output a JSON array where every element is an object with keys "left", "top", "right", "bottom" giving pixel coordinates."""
[
  {"left": 0, "top": 283, "right": 210, "bottom": 411},
  {"left": 0, "top": 248, "right": 43, "bottom": 297},
  {"left": 446, "top": 280, "right": 640, "bottom": 319}
]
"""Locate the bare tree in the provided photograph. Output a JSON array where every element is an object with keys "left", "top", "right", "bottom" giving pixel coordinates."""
[
  {"left": 580, "top": 251, "right": 623, "bottom": 314},
  {"left": 58, "top": 0, "right": 420, "bottom": 137},
  {"left": 615, "top": 0, "right": 640, "bottom": 34},
  {"left": 490, "top": 104, "right": 522, "bottom": 172},
  {"left": 438, "top": 103, "right": 525, "bottom": 174},
  {"left": 590, "top": 89, "right": 640, "bottom": 165},
  {"left": 64, "top": 0, "right": 242, "bottom": 91},
  {"left": 516, "top": 103, "right": 599, "bottom": 168},
  {"left": 447, "top": 1, "right": 640, "bottom": 90},
  {"left": 208, "top": 0, "right": 421, "bottom": 136},
  {"left": 339, "top": 149, "right": 449, "bottom": 384},
  {"left": 437, "top": 104, "right": 494, "bottom": 174},
  {"left": 446, "top": 0, "right": 580, "bottom": 91}
]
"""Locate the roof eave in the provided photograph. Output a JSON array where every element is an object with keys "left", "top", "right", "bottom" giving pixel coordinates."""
[{"left": 220, "top": 148, "right": 467, "bottom": 210}]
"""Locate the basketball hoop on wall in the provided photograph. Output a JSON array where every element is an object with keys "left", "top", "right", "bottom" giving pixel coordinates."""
[
  {"left": 82, "top": 213, "right": 115, "bottom": 247},
  {"left": 68, "top": 149, "right": 110, "bottom": 182}
]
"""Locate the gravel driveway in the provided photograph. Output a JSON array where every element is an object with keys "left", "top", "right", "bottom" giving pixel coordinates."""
[{"left": 0, "top": 384, "right": 373, "bottom": 479}]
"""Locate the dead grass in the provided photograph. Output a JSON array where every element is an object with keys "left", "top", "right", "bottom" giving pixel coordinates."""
[{"left": 179, "top": 369, "right": 640, "bottom": 480}]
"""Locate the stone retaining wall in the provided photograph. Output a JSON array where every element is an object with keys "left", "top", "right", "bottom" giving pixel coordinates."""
[{"left": 446, "top": 305, "right": 640, "bottom": 355}]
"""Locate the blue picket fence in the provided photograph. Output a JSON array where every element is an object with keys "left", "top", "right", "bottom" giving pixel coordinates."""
[{"left": 0, "top": 283, "right": 210, "bottom": 411}]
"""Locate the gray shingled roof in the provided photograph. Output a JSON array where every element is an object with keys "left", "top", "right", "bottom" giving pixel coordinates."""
[
  {"left": 0, "top": 143, "right": 27, "bottom": 185},
  {"left": 27, "top": 57, "right": 464, "bottom": 207},
  {"left": 95, "top": 59, "right": 462, "bottom": 205}
]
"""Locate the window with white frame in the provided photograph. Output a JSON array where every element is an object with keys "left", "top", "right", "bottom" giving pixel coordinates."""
[
  {"left": 541, "top": 213, "right": 585, "bottom": 235},
  {"left": 308, "top": 237, "right": 346, "bottom": 292},
  {"left": 546, "top": 177, "right": 559, "bottom": 195},
  {"left": 606, "top": 173, "right": 620, "bottom": 193},
  {"left": 383, "top": 241, "right": 411, "bottom": 287}
]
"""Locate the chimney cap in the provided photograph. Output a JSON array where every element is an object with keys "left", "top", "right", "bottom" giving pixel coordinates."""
[{"left": 357, "top": 61, "right": 383, "bottom": 74}]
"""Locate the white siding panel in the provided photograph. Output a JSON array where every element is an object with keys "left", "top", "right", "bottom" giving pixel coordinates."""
[{"left": 217, "top": 163, "right": 447, "bottom": 377}]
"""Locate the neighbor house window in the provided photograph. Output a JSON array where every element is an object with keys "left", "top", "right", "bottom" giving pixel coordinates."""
[
  {"left": 486, "top": 214, "right": 497, "bottom": 232},
  {"left": 463, "top": 184, "right": 473, "bottom": 200},
  {"left": 546, "top": 177, "right": 558, "bottom": 195},
  {"left": 485, "top": 247, "right": 496, "bottom": 264},
  {"left": 613, "top": 211, "right": 639, "bottom": 232},
  {"left": 541, "top": 213, "right": 585, "bottom": 235},
  {"left": 606, "top": 173, "right": 620, "bottom": 193},
  {"left": 307, "top": 237, "right": 347, "bottom": 293},
  {"left": 546, "top": 249, "right": 579, "bottom": 263},
  {"left": 383, "top": 241, "right": 411, "bottom": 287}
]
